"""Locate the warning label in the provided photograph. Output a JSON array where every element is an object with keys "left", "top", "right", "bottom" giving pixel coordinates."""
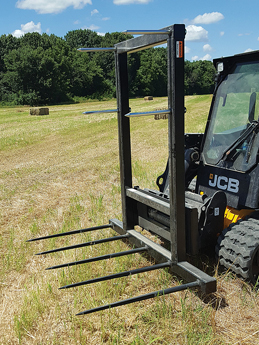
[{"left": 176, "top": 41, "right": 183, "bottom": 58}]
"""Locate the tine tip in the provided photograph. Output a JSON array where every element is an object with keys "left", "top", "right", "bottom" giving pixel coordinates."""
[{"left": 27, "top": 238, "right": 36, "bottom": 242}]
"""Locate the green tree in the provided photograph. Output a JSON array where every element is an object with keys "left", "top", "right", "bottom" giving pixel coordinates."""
[
  {"left": 1, "top": 34, "right": 72, "bottom": 105},
  {"left": 132, "top": 47, "right": 167, "bottom": 97},
  {"left": 0, "top": 34, "right": 19, "bottom": 74},
  {"left": 70, "top": 50, "right": 109, "bottom": 98},
  {"left": 0, "top": 30, "right": 217, "bottom": 106},
  {"left": 185, "top": 60, "right": 215, "bottom": 95},
  {"left": 64, "top": 29, "right": 102, "bottom": 49}
]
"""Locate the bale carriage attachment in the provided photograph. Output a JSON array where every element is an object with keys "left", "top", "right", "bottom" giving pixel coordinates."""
[{"left": 28, "top": 24, "right": 216, "bottom": 315}]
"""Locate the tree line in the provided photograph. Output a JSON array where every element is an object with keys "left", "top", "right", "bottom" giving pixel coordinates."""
[{"left": 0, "top": 30, "right": 216, "bottom": 106}]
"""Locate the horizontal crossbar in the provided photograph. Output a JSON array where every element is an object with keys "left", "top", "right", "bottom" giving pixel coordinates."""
[
  {"left": 126, "top": 187, "right": 170, "bottom": 215},
  {"left": 123, "top": 30, "right": 170, "bottom": 35},
  {"left": 115, "top": 24, "right": 176, "bottom": 54}
]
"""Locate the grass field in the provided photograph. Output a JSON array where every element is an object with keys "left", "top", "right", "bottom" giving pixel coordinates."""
[{"left": 0, "top": 95, "right": 259, "bottom": 345}]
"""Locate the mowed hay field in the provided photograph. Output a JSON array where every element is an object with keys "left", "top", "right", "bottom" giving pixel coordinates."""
[{"left": 0, "top": 95, "right": 259, "bottom": 345}]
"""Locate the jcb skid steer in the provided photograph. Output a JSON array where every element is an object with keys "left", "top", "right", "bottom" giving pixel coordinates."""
[{"left": 28, "top": 24, "right": 259, "bottom": 315}]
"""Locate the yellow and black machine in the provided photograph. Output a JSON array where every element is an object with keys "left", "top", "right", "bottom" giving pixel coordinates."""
[{"left": 29, "top": 24, "right": 259, "bottom": 315}]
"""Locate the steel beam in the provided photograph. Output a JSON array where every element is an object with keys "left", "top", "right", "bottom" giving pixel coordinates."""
[
  {"left": 126, "top": 187, "right": 170, "bottom": 215},
  {"left": 115, "top": 51, "right": 137, "bottom": 230},
  {"left": 167, "top": 25, "right": 186, "bottom": 263},
  {"left": 115, "top": 25, "right": 174, "bottom": 54}
]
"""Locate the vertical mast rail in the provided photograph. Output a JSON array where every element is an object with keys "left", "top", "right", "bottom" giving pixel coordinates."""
[
  {"left": 115, "top": 51, "right": 136, "bottom": 230},
  {"left": 167, "top": 26, "right": 186, "bottom": 263}
]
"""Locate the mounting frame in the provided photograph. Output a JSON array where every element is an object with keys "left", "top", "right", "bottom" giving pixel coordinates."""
[{"left": 29, "top": 24, "right": 216, "bottom": 315}]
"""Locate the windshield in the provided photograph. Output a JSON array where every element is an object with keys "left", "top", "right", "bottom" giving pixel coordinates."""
[{"left": 203, "top": 61, "right": 259, "bottom": 172}]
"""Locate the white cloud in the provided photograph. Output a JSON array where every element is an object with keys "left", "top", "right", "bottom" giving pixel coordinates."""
[
  {"left": 201, "top": 54, "right": 212, "bottom": 61},
  {"left": 12, "top": 21, "right": 41, "bottom": 38},
  {"left": 16, "top": 0, "right": 92, "bottom": 14},
  {"left": 238, "top": 33, "right": 251, "bottom": 37},
  {"left": 191, "top": 54, "right": 212, "bottom": 61},
  {"left": 102, "top": 17, "right": 110, "bottom": 21},
  {"left": 220, "top": 31, "right": 224, "bottom": 36},
  {"left": 88, "top": 24, "right": 100, "bottom": 31},
  {"left": 192, "top": 12, "right": 224, "bottom": 25},
  {"left": 244, "top": 48, "right": 254, "bottom": 53},
  {"left": 185, "top": 46, "right": 190, "bottom": 54},
  {"left": 91, "top": 9, "right": 99, "bottom": 15},
  {"left": 114, "top": 0, "right": 151, "bottom": 4},
  {"left": 203, "top": 44, "right": 212, "bottom": 52},
  {"left": 186, "top": 25, "right": 208, "bottom": 42}
]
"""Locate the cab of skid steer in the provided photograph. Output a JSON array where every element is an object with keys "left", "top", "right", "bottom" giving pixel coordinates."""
[{"left": 196, "top": 50, "right": 259, "bottom": 210}]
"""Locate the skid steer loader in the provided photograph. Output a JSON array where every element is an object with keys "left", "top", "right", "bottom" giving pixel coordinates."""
[{"left": 28, "top": 24, "right": 259, "bottom": 315}]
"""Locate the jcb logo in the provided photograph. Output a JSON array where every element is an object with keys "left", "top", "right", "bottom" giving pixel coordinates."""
[{"left": 208, "top": 174, "right": 239, "bottom": 193}]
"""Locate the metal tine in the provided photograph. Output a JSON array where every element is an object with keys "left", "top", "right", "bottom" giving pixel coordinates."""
[
  {"left": 78, "top": 47, "right": 115, "bottom": 52},
  {"left": 46, "top": 246, "right": 148, "bottom": 270},
  {"left": 83, "top": 109, "right": 118, "bottom": 115},
  {"left": 76, "top": 280, "right": 200, "bottom": 315},
  {"left": 27, "top": 224, "right": 112, "bottom": 242},
  {"left": 35, "top": 234, "right": 129, "bottom": 256},
  {"left": 59, "top": 261, "right": 171, "bottom": 290},
  {"left": 125, "top": 109, "right": 171, "bottom": 118}
]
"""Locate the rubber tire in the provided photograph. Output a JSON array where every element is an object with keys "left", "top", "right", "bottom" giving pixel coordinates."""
[{"left": 216, "top": 213, "right": 259, "bottom": 284}]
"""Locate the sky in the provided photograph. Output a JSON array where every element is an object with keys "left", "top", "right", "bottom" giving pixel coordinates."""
[{"left": 1, "top": 0, "right": 259, "bottom": 61}]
